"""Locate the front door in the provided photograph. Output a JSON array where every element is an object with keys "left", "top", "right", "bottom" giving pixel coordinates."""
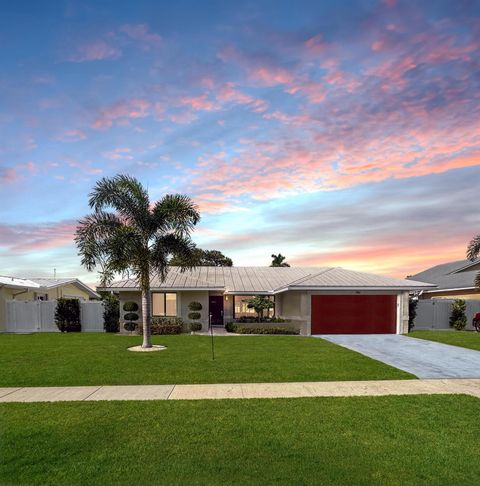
[{"left": 209, "top": 295, "right": 224, "bottom": 326}]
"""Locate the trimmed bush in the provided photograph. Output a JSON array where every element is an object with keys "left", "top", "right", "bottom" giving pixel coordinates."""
[
  {"left": 225, "top": 321, "right": 236, "bottom": 333},
  {"left": 103, "top": 294, "right": 120, "bottom": 333},
  {"left": 235, "top": 326, "right": 299, "bottom": 335},
  {"left": 123, "top": 301, "right": 139, "bottom": 312},
  {"left": 55, "top": 298, "right": 81, "bottom": 333},
  {"left": 138, "top": 317, "right": 184, "bottom": 335},
  {"left": 124, "top": 312, "right": 139, "bottom": 321},
  {"left": 450, "top": 299, "right": 467, "bottom": 330},
  {"left": 124, "top": 321, "right": 138, "bottom": 332},
  {"left": 188, "top": 301, "right": 203, "bottom": 311},
  {"left": 188, "top": 311, "right": 201, "bottom": 320},
  {"left": 189, "top": 322, "right": 202, "bottom": 332}
]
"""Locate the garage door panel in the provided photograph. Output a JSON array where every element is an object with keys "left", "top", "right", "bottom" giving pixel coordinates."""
[{"left": 311, "top": 295, "right": 397, "bottom": 334}]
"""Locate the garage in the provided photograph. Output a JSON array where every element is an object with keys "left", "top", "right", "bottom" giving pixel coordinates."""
[{"left": 311, "top": 294, "right": 397, "bottom": 334}]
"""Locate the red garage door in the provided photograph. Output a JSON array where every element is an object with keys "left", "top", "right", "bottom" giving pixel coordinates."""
[{"left": 311, "top": 295, "right": 397, "bottom": 334}]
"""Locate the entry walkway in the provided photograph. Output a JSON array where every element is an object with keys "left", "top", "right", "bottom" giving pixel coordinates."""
[{"left": 1, "top": 379, "right": 479, "bottom": 402}]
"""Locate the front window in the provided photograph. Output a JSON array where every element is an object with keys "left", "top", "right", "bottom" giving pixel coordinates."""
[
  {"left": 152, "top": 293, "right": 177, "bottom": 316},
  {"left": 233, "top": 295, "right": 275, "bottom": 319}
]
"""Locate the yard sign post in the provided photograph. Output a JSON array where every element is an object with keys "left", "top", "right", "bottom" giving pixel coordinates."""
[{"left": 209, "top": 312, "right": 215, "bottom": 360}]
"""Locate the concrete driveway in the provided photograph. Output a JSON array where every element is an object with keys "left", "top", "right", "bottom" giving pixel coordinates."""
[{"left": 317, "top": 334, "right": 480, "bottom": 379}]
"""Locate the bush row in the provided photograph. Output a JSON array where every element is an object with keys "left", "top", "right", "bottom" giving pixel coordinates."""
[{"left": 225, "top": 322, "right": 299, "bottom": 335}]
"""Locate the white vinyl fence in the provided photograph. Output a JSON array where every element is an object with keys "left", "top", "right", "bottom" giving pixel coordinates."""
[
  {"left": 5, "top": 300, "right": 104, "bottom": 333},
  {"left": 413, "top": 299, "right": 480, "bottom": 331}
]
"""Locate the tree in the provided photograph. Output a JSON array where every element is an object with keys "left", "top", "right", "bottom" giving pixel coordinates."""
[
  {"left": 408, "top": 296, "right": 418, "bottom": 332},
  {"left": 75, "top": 174, "right": 200, "bottom": 348},
  {"left": 244, "top": 295, "right": 274, "bottom": 322},
  {"left": 466, "top": 234, "right": 480, "bottom": 287},
  {"left": 270, "top": 253, "right": 290, "bottom": 267},
  {"left": 170, "top": 248, "right": 233, "bottom": 267},
  {"left": 449, "top": 299, "right": 467, "bottom": 330}
]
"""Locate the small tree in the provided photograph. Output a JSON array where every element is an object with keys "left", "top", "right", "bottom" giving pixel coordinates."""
[
  {"left": 102, "top": 293, "right": 120, "bottom": 333},
  {"left": 244, "top": 296, "right": 274, "bottom": 322},
  {"left": 270, "top": 253, "right": 290, "bottom": 267},
  {"left": 408, "top": 296, "right": 418, "bottom": 332},
  {"left": 450, "top": 299, "right": 467, "bottom": 330},
  {"left": 55, "top": 298, "right": 81, "bottom": 332}
]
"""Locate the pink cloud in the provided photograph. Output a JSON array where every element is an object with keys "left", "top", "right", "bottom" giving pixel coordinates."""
[
  {"left": 179, "top": 93, "right": 218, "bottom": 111},
  {"left": 102, "top": 148, "right": 133, "bottom": 160},
  {"left": 0, "top": 220, "right": 77, "bottom": 254},
  {"left": 248, "top": 66, "right": 294, "bottom": 86},
  {"left": 120, "top": 24, "right": 162, "bottom": 49},
  {"left": 0, "top": 162, "right": 38, "bottom": 185},
  {"left": 56, "top": 129, "right": 87, "bottom": 142},
  {"left": 92, "top": 98, "right": 150, "bottom": 129},
  {"left": 66, "top": 40, "right": 121, "bottom": 62}
]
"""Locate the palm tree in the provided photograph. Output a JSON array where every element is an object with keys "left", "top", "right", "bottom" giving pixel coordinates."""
[
  {"left": 467, "top": 234, "right": 480, "bottom": 287},
  {"left": 75, "top": 174, "right": 200, "bottom": 348},
  {"left": 270, "top": 253, "right": 290, "bottom": 267}
]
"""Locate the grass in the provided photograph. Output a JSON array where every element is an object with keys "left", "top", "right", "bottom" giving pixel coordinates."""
[
  {"left": 409, "top": 330, "right": 480, "bottom": 351},
  {"left": 0, "top": 333, "right": 413, "bottom": 386},
  {"left": 1, "top": 395, "right": 479, "bottom": 485}
]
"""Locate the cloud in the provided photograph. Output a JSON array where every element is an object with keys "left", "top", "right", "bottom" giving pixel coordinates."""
[
  {"left": 0, "top": 162, "right": 37, "bottom": 185},
  {"left": 92, "top": 98, "right": 150, "bottom": 129},
  {"left": 55, "top": 129, "right": 87, "bottom": 142},
  {"left": 65, "top": 40, "right": 121, "bottom": 62},
  {"left": 102, "top": 147, "right": 133, "bottom": 160},
  {"left": 120, "top": 24, "right": 162, "bottom": 49},
  {"left": 0, "top": 220, "right": 77, "bottom": 254}
]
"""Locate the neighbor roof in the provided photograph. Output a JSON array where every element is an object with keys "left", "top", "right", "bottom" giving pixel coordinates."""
[
  {"left": 25, "top": 277, "right": 101, "bottom": 299},
  {"left": 0, "top": 276, "right": 41, "bottom": 290},
  {"left": 408, "top": 258, "right": 480, "bottom": 292},
  {"left": 100, "top": 266, "right": 434, "bottom": 294}
]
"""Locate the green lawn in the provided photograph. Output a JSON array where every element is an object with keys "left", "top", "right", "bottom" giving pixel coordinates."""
[
  {"left": 0, "top": 333, "right": 413, "bottom": 386},
  {"left": 1, "top": 395, "right": 479, "bottom": 485},
  {"left": 409, "top": 330, "right": 480, "bottom": 351}
]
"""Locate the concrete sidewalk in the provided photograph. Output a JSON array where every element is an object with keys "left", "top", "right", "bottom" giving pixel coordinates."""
[{"left": 1, "top": 379, "right": 479, "bottom": 402}]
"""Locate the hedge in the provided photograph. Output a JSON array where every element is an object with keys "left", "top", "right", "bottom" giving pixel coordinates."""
[{"left": 123, "top": 301, "right": 139, "bottom": 312}]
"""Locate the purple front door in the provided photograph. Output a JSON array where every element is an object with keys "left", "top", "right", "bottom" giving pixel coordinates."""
[{"left": 209, "top": 295, "right": 224, "bottom": 326}]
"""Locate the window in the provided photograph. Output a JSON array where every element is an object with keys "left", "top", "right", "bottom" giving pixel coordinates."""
[
  {"left": 233, "top": 295, "right": 275, "bottom": 319},
  {"left": 152, "top": 293, "right": 177, "bottom": 316}
]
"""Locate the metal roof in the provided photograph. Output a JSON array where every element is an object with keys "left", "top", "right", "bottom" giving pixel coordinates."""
[
  {"left": 102, "top": 266, "right": 434, "bottom": 293},
  {"left": 0, "top": 276, "right": 41, "bottom": 290},
  {"left": 24, "top": 277, "right": 101, "bottom": 299},
  {"left": 408, "top": 259, "right": 480, "bottom": 291}
]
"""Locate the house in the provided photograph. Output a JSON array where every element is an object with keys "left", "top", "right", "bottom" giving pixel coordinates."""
[
  {"left": 99, "top": 266, "right": 434, "bottom": 335},
  {"left": 0, "top": 276, "right": 101, "bottom": 332},
  {"left": 408, "top": 258, "right": 480, "bottom": 300}
]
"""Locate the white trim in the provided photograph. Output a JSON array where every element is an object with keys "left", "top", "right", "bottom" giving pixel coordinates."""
[{"left": 424, "top": 287, "right": 477, "bottom": 293}]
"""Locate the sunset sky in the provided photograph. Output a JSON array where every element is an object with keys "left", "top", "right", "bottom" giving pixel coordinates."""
[{"left": 1, "top": 0, "right": 480, "bottom": 284}]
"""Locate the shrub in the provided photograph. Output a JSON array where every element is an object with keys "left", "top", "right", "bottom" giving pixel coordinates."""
[
  {"left": 55, "top": 298, "right": 81, "bottom": 333},
  {"left": 188, "top": 301, "right": 202, "bottom": 311},
  {"left": 124, "top": 321, "right": 138, "bottom": 332},
  {"left": 138, "top": 316, "right": 184, "bottom": 335},
  {"left": 235, "top": 325, "right": 299, "bottom": 335},
  {"left": 408, "top": 296, "right": 418, "bottom": 332},
  {"left": 123, "top": 301, "right": 139, "bottom": 312},
  {"left": 225, "top": 321, "right": 236, "bottom": 332},
  {"left": 188, "top": 311, "right": 201, "bottom": 320},
  {"left": 103, "top": 293, "right": 119, "bottom": 333},
  {"left": 450, "top": 299, "right": 467, "bottom": 330},
  {"left": 124, "top": 312, "right": 139, "bottom": 321},
  {"left": 189, "top": 322, "right": 202, "bottom": 332}
]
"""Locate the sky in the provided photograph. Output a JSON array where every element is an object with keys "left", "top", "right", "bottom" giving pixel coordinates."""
[{"left": 1, "top": 0, "right": 480, "bottom": 284}]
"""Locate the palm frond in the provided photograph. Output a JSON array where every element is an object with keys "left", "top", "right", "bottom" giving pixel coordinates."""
[
  {"left": 151, "top": 233, "right": 198, "bottom": 277},
  {"left": 88, "top": 175, "right": 151, "bottom": 229},
  {"left": 467, "top": 234, "right": 480, "bottom": 261},
  {"left": 153, "top": 194, "right": 200, "bottom": 236}
]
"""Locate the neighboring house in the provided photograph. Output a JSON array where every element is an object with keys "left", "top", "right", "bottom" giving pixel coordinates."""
[
  {"left": 0, "top": 276, "right": 100, "bottom": 332},
  {"left": 99, "top": 266, "right": 433, "bottom": 335},
  {"left": 408, "top": 258, "right": 480, "bottom": 300}
]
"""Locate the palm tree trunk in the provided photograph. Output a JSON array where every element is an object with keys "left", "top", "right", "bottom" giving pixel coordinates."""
[{"left": 141, "top": 288, "right": 152, "bottom": 348}]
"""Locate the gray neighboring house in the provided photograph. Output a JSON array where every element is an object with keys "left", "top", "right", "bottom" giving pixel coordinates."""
[
  {"left": 99, "top": 266, "right": 433, "bottom": 335},
  {"left": 408, "top": 258, "right": 480, "bottom": 300}
]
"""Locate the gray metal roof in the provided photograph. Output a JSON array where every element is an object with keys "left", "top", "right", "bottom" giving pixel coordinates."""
[
  {"left": 408, "top": 259, "right": 480, "bottom": 291},
  {"left": 25, "top": 277, "right": 101, "bottom": 299},
  {"left": 0, "top": 276, "right": 41, "bottom": 290},
  {"left": 103, "top": 266, "right": 434, "bottom": 293}
]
